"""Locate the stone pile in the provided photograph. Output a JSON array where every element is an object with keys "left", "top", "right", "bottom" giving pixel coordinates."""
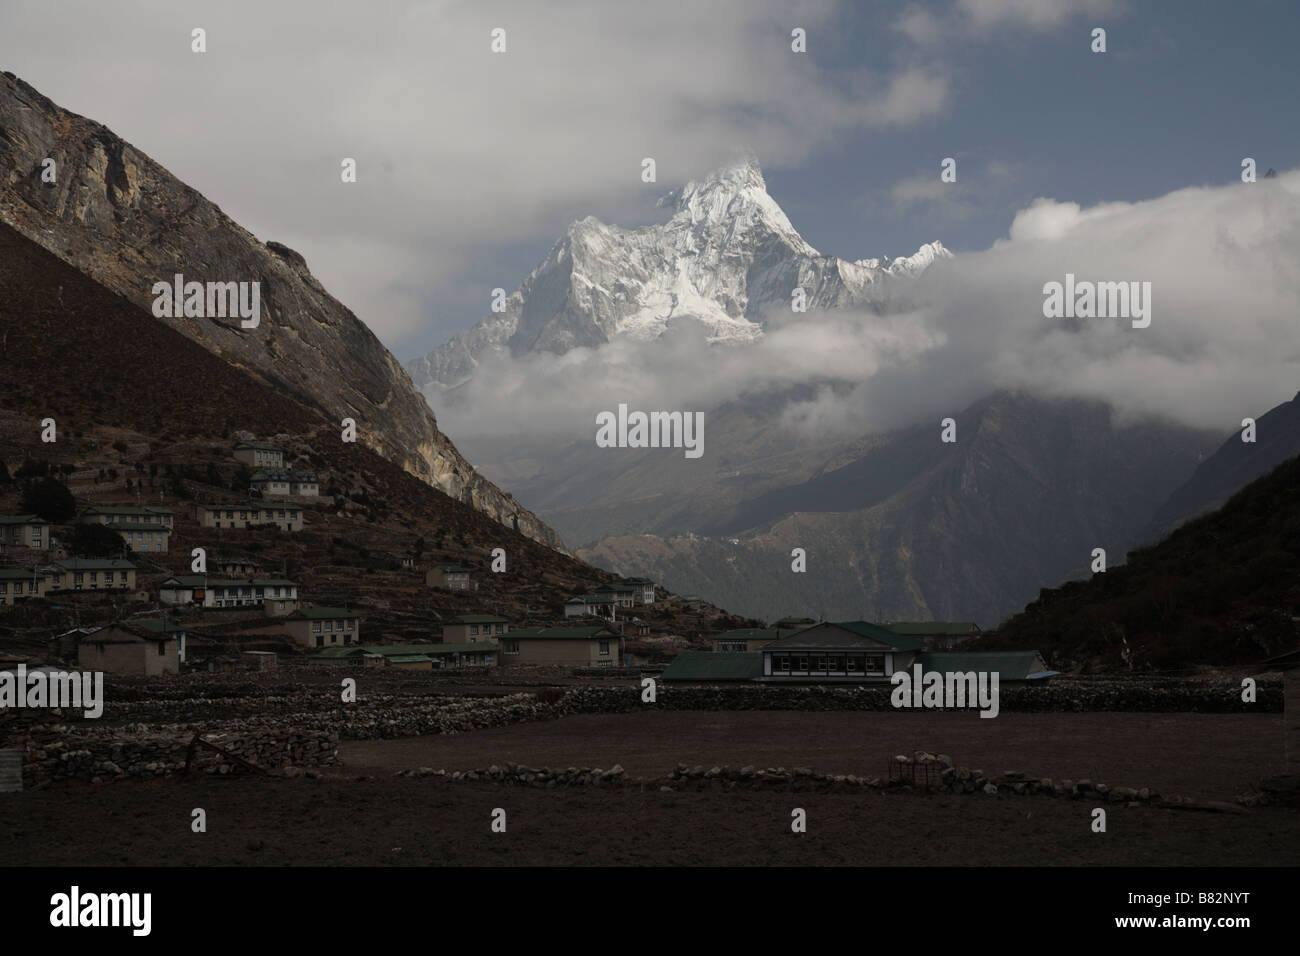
[
  {"left": 397, "top": 763, "right": 628, "bottom": 787},
  {"left": 391, "top": 753, "right": 1177, "bottom": 805}
]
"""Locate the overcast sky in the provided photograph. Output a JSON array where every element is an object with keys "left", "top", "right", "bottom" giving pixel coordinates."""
[
  {"left": 4, "top": 0, "right": 1297, "bottom": 359},
  {"left": 3, "top": 0, "right": 1299, "bottom": 437}
]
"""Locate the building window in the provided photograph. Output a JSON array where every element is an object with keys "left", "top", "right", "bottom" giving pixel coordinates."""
[
  {"left": 847, "top": 655, "right": 865, "bottom": 675},
  {"left": 469, "top": 624, "right": 479, "bottom": 636},
  {"left": 772, "top": 655, "right": 790, "bottom": 673},
  {"left": 315, "top": 635, "right": 323, "bottom": 648},
  {"left": 599, "top": 640, "right": 610, "bottom": 656},
  {"left": 312, "top": 622, "right": 322, "bottom": 633},
  {"left": 157, "top": 643, "right": 166, "bottom": 656},
  {"left": 503, "top": 640, "right": 519, "bottom": 655},
  {"left": 346, "top": 619, "right": 355, "bottom": 630},
  {"left": 865, "top": 654, "right": 885, "bottom": 675},
  {"left": 718, "top": 641, "right": 747, "bottom": 652},
  {"left": 494, "top": 624, "right": 504, "bottom": 634},
  {"left": 794, "top": 656, "right": 808, "bottom": 672}
]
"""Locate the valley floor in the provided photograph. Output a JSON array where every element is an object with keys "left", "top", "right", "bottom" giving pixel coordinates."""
[{"left": 4, "top": 711, "right": 1296, "bottom": 866}]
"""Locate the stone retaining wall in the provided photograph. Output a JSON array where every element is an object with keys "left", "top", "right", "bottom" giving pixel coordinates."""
[
  {"left": 20, "top": 724, "right": 339, "bottom": 787},
  {"left": 559, "top": 679, "right": 1279, "bottom": 714}
]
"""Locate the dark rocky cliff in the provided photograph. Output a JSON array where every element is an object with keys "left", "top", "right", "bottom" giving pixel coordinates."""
[{"left": 0, "top": 70, "right": 563, "bottom": 551}]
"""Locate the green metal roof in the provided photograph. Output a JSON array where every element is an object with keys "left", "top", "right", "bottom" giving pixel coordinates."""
[
  {"left": 451, "top": 614, "right": 508, "bottom": 623},
  {"left": 234, "top": 442, "right": 283, "bottom": 451},
  {"left": 915, "top": 651, "right": 1056, "bottom": 681},
  {"left": 102, "top": 522, "right": 171, "bottom": 532},
  {"left": 53, "top": 558, "right": 137, "bottom": 570},
  {"left": 0, "top": 514, "right": 46, "bottom": 525},
  {"left": 82, "top": 505, "right": 173, "bottom": 516},
  {"left": 881, "top": 622, "right": 981, "bottom": 636},
  {"left": 434, "top": 565, "right": 471, "bottom": 573},
  {"left": 761, "top": 621, "right": 925, "bottom": 652},
  {"left": 661, "top": 651, "right": 764, "bottom": 682},
  {"left": 619, "top": 577, "right": 654, "bottom": 586},
  {"left": 0, "top": 568, "right": 40, "bottom": 580},
  {"left": 161, "top": 576, "right": 296, "bottom": 587},
  {"left": 507, "top": 626, "right": 616, "bottom": 640}
]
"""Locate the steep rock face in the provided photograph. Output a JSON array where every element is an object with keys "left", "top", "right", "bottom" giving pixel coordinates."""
[
  {"left": 408, "top": 155, "right": 950, "bottom": 387},
  {"left": 0, "top": 71, "right": 562, "bottom": 551}
]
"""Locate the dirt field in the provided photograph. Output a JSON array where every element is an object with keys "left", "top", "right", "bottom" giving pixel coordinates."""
[
  {"left": 4, "top": 710, "right": 1296, "bottom": 866},
  {"left": 341, "top": 710, "right": 1285, "bottom": 801},
  {"left": 4, "top": 773, "right": 1297, "bottom": 867}
]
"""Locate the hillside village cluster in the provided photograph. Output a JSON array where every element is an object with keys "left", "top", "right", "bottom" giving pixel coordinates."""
[{"left": 0, "top": 438, "right": 1056, "bottom": 689}]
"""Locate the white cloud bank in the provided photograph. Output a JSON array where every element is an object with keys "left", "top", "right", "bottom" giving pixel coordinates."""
[{"left": 435, "top": 171, "right": 1300, "bottom": 440}]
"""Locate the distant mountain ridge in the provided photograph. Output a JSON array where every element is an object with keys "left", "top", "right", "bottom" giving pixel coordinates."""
[
  {"left": 407, "top": 154, "right": 950, "bottom": 388},
  {"left": 0, "top": 70, "right": 563, "bottom": 551},
  {"left": 1140, "top": 390, "right": 1300, "bottom": 544}
]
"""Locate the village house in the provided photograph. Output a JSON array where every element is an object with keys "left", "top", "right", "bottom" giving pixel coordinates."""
[
  {"left": 96, "top": 520, "right": 171, "bottom": 554},
  {"left": 618, "top": 576, "right": 656, "bottom": 604},
  {"left": 196, "top": 502, "right": 304, "bottom": 532},
  {"left": 0, "top": 567, "right": 52, "bottom": 606},
  {"left": 47, "top": 558, "right": 138, "bottom": 592},
  {"left": 564, "top": 593, "right": 617, "bottom": 619},
  {"left": 250, "top": 470, "right": 320, "bottom": 497},
  {"left": 713, "top": 625, "right": 808, "bottom": 653},
  {"left": 158, "top": 575, "right": 298, "bottom": 610},
  {"left": 77, "top": 622, "right": 179, "bottom": 676},
  {"left": 0, "top": 515, "right": 51, "bottom": 550},
  {"left": 210, "top": 553, "right": 261, "bottom": 577},
  {"left": 426, "top": 565, "right": 472, "bottom": 591},
  {"left": 594, "top": 583, "right": 636, "bottom": 608},
  {"left": 233, "top": 442, "right": 285, "bottom": 469},
  {"left": 424, "top": 642, "right": 498, "bottom": 668},
  {"left": 249, "top": 471, "right": 290, "bottom": 496},
  {"left": 500, "top": 625, "right": 623, "bottom": 667},
  {"left": 129, "top": 618, "right": 190, "bottom": 664},
  {"left": 879, "top": 621, "right": 982, "bottom": 651},
  {"left": 758, "top": 621, "right": 926, "bottom": 683},
  {"left": 81, "top": 505, "right": 175, "bottom": 530},
  {"left": 441, "top": 614, "right": 508, "bottom": 642},
  {"left": 285, "top": 607, "right": 361, "bottom": 649}
]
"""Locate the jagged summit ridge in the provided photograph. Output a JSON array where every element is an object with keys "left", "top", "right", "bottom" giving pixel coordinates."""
[{"left": 408, "top": 156, "right": 951, "bottom": 388}]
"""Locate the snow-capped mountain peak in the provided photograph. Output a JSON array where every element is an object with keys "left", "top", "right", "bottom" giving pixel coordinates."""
[{"left": 407, "top": 156, "right": 950, "bottom": 389}]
